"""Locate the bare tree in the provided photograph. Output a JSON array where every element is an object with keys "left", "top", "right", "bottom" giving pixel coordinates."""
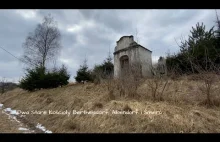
[{"left": 22, "top": 14, "right": 61, "bottom": 68}]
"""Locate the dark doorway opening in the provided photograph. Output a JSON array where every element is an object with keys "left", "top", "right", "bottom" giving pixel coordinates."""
[{"left": 120, "top": 55, "right": 129, "bottom": 76}]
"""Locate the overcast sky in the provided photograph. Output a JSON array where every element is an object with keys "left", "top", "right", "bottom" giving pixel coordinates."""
[{"left": 0, "top": 9, "right": 219, "bottom": 83}]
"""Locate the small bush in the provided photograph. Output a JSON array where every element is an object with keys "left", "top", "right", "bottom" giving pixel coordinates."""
[
  {"left": 147, "top": 76, "right": 169, "bottom": 101},
  {"left": 91, "top": 54, "right": 114, "bottom": 84},
  {"left": 108, "top": 90, "right": 115, "bottom": 100},
  {"left": 93, "top": 102, "right": 103, "bottom": 108},
  {"left": 75, "top": 63, "right": 93, "bottom": 83},
  {"left": 198, "top": 72, "right": 218, "bottom": 107},
  {"left": 19, "top": 65, "right": 70, "bottom": 91},
  {"left": 123, "top": 104, "right": 132, "bottom": 111},
  {"left": 45, "top": 97, "right": 53, "bottom": 104}
]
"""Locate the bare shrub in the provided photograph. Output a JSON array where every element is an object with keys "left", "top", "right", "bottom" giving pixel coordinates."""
[
  {"left": 104, "top": 74, "right": 116, "bottom": 100},
  {"left": 45, "top": 97, "right": 53, "bottom": 104},
  {"left": 198, "top": 72, "right": 219, "bottom": 106},
  {"left": 159, "top": 79, "right": 169, "bottom": 101},
  {"left": 93, "top": 102, "right": 103, "bottom": 109},
  {"left": 146, "top": 76, "right": 169, "bottom": 101},
  {"left": 117, "top": 62, "right": 143, "bottom": 98},
  {"left": 85, "top": 85, "right": 93, "bottom": 90},
  {"left": 187, "top": 74, "right": 202, "bottom": 81},
  {"left": 93, "top": 78, "right": 101, "bottom": 85},
  {"left": 123, "top": 104, "right": 132, "bottom": 111},
  {"left": 167, "top": 66, "right": 182, "bottom": 81},
  {"left": 147, "top": 77, "right": 160, "bottom": 100},
  {"left": 92, "top": 68, "right": 103, "bottom": 85},
  {"left": 108, "top": 89, "right": 115, "bottom": 100},
  {"left": 104, "top": 62, "right": 143, "bottom": 99},
  {"left": 146, "top": 62, "right": 171, "bottom": 101}
]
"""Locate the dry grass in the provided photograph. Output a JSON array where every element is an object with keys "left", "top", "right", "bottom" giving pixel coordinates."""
[
  {"left": 93, "top": 102, "right": 103, "bottom": 109},
  {"left": 0, "top": 110, "right": 22, "bottom": 133},
  {"left": 1, "top": 77, "right": 220, "bottom": 133},
  {"left": 138, "top": 76, "right": 220, "bottom": 107}
]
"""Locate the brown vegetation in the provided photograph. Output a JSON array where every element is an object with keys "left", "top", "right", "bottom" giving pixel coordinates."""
[{"left": 1, "top": 75, "right": 220, "bottom": 133}]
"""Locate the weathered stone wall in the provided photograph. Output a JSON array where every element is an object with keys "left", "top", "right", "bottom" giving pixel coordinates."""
[
  {"left": 115, "top": 36, "right": 134, "bottom": 52},
  {"left": 138, "top": 47, "right": 153, "bottom": 77},
  {"left": 114, "top": 47, "right": 140, "bottom": 78},
  {"left": 114, "top": 36, "right": 153, "bottom": 78}
]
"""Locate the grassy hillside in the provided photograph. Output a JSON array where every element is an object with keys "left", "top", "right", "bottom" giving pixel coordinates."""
[{"left": 1, "top": 77, "right": 220, "bottom": 133}]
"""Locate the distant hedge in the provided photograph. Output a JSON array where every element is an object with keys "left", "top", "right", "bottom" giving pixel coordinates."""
[{"left": 19, "top": 65, "right": 70, "bottom": 91}]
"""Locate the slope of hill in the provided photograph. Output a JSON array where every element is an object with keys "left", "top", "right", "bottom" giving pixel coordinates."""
[{"left": 0, "top": 78, "right": 220, "bottom": 133}]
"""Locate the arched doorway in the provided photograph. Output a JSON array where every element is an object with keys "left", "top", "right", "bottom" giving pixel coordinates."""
[{"left": 120, "top": 55, "right": 129, "bottom": 76}]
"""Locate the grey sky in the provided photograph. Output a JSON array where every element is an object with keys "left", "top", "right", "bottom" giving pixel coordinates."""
[{"left": 0, "top": 9, "right": 218, "bottom": 83}]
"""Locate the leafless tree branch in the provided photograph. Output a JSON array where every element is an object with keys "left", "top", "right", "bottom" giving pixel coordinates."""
[{"left": 22, "top": 14, "right": 61, "bottom": 69}]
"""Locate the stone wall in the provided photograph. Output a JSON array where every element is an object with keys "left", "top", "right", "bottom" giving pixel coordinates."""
[
  {"left": 138, "top": 47, "right": 153, "bottom": 77},
  {"left": 113, "top": 36, "right": 153, "bottom": 78},
  {"left": 114, "top": 47, "right": 140, "bottom": 78},
  {"left": 115, "top": 36, "right": 134, "bottom": 52}
]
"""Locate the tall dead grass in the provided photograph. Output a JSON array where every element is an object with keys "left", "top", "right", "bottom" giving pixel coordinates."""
[
  {"left": 1, "top": 84, "right": 220, "bottom": 133},
  {"left": 1, "top": 71, "right": 220, "bottom": 132}
]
